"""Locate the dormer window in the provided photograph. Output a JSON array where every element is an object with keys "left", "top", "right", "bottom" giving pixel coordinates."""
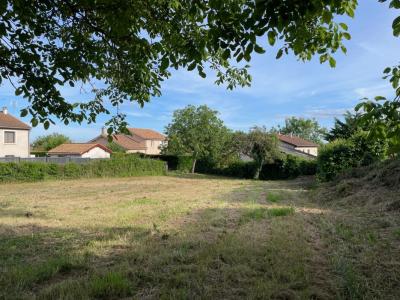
[{"left": 4, "top": 131, "right": 16, "bottom": 144}]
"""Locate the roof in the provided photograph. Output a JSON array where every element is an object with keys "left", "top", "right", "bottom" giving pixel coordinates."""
[
  {"left": 0, "top": 111, "right": 31, "bottom": 130},
  {"left": 111, "top": 134, "right": 147, "bottom": 150},
  {"left": 128, "top": 128, "right": 165, "bottom": 140},
  {"left": 48, "top": 143, "right": 112, "bottom": 155},
  {"left": 277, "top": 134, "right": 319, "bottom": 147}
]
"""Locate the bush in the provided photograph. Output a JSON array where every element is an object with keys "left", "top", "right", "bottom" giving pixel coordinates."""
[
  {"left": 196, "top": 155, "right": 316, "bottom": 180},
  {"left": 0, "top": 155, "right": 166, "bottom": 183},
  {"left": 317, "top": 134, "right": 387, "bottom": 182},
  {"left": 317, "top": 139, "right": 356, "bottom": 182}
]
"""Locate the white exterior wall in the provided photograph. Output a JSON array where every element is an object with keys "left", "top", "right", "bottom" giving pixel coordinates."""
[
  {"left": 0, "top": 129, "right": 30, "bottom": 158},
  {"left": 295, "top": 146, "right": 318, "bottom": 157},
  {"left": 81, "top": 147, "right": 111, "bottom": 158}
]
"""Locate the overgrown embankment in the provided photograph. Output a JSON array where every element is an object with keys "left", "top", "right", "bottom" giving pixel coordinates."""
[
  {"left": 314, "top": 158, "right": 400, "bottom": 210},
  {"left": 312, "top": 159, "right": 400, "bottom": 299},
  {"left": 0, "top": 155, "right": 166, "bottom": 183}
]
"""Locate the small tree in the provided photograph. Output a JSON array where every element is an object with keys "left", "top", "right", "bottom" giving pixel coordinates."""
[
  {"left": 271, "top": 117, "right": 327, "bottom": 144},
  {"left": 237, "top": 126, "right": 280, "bottom": 179},
  {"left": 31, "top": 133, "right": 71, "bottom": 151},
  {"left": 163, "top": 105, "right": 230, "bottom": 173}
]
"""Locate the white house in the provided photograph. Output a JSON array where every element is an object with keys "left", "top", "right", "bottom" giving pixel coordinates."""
[
  {"left": 89, "top": 127, "right": 166, "bottom": 155},
  {"left": 47, "top": 143, "right": 112, "bottom": 158},
  {"left": 0, "top": 107, "right": 31, "bottom": 158},
  {"left": 277, "top": 134, "right": 319, "bottom": 158}
]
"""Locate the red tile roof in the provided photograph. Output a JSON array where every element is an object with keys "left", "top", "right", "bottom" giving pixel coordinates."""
[
  {"left": 0, "top": 111, "right": 31, "bottom": 130},
  {"left": 277, "top": 134, "right": 319, "bottom": 147},
  {"left": 111, "top": 134, "right": 147, "bottom": 150},
  {"left": 128, "top": 128, "right": 165, "bottom": 140},
  {"left": 48, "top": 143, "right": 112, "bottom": 155}
]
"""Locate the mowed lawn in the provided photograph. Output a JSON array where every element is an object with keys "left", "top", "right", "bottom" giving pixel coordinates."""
[{"left": 1, "top": 175, "right": 399, "bottom": 299}]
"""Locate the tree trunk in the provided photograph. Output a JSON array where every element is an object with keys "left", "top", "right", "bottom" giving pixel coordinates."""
[
  {"left": 191, "top": 158, "right": 197, "bottom": 173},
  {"left": 254, "top": 159, "right": 263, "bottom": 180}
]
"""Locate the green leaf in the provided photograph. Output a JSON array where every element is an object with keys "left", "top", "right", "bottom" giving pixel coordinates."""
[
  {"left": 20, "top": 109, "right": 28, "bottom": 117},
  {"left": 329, "top": 57, "right": 336, "bottom": 68},
  {"left": 383, "top": 67, "right": 391, "bottom": 74},
  {"left": 15, "top": 88, "right": 23, "bottom": 96},
  {"left": 342, "top": 32, "right": 351, "bottom": 40},
  {"left": 160, "top": 56, "right": 169, "bottom": 70},
  {"left": 44, "top": 120, "right": 50, "bottom": 130},
  {"left": 339, "top": 23, "right": 349, "bottom": 31},
  {"left": 187, "top": 62, "right": 196, "bottom": 71},
  {"left": 254, "top": 44, "right": 265, "bottom": 54},
  {"left": 393, "top": 16, "right": 400, "bottom": 36},
  {"left": 267, "top": 31, "right": 276, "bottom": 46},
  {"left": 375, "top": 96, "right": 386, "bottom": 101},
  {"left": 31, "top": 118, "right": 38, "bottom": 127},
  {"left": 276, "top": 49, "right": 283, "bottom": 59}
]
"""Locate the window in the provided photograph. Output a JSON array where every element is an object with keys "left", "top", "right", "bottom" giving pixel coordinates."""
[{"left": 4, "top": 131, "right": 15, "bottom": 144}]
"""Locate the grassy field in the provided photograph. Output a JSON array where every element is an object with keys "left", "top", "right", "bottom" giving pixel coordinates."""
[{"left": 0, "top": 175, "right": 399, "bottom": 299}]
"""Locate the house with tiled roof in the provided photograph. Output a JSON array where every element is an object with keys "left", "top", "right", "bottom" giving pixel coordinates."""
[
  {"left": 89, "top": 127, "right": 166, "bottom": 155},
  {"left": 0, "top": 107, "right": 31, "bottom": 158},
  {"left": 48, "top": 143, "right": 112, "bottom": 158},
  {"left": 277, "top": 134, "right": 319, "bottom": 158}
]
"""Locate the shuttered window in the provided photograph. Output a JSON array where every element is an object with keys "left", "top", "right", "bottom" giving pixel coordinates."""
[{"left": 4, "top": 131, "right": 15, "bottom": 143}]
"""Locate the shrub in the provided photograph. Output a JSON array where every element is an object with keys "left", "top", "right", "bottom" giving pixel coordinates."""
[
  {"left": 317, "top": 134, "right": 387, "bottom": 182},
  {"left": 196, "top": 155, "right": 316, "bottom": 180},
  {"left": 0, "top": 155, "right": 166, "bottom": 183},
  {"left": 317, "top": 139, "right": 356, "bottom": 182}
]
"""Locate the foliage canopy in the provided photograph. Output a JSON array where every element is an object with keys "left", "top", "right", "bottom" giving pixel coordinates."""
[
  {"left": 163, "top": 105, "right": 230, "bottom": 173},
  {"left": 1, "top": 0, "right": 358, "bottom": 130}
]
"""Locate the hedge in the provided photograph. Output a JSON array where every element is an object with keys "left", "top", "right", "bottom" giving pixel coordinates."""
[
  {"left": 135, "top": 154, "right": 194, "bottom": 172},
  {"left": 0, "top": 155, "right": 166, "bottom": 183},
  {"left": 196, "top": 155, "right": 316, "bottom": 180}
]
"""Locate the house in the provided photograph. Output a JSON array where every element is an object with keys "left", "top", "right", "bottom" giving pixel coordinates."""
[
  {"left": 277, "top": 134, "right": 319, "bottom": 158},
  {"left": 89, "top": 127, "right": 166, "bottom": 155},
  {"left": 0, "top": 107, "right": 31, "bottom": 158},
  {"left": 48, "top": 143, "right": 112, "bottom": 158}
]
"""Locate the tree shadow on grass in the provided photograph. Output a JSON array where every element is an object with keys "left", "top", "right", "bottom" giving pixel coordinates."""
[{"left": 0, "top": 197, "right": 334, "bottom": 300}]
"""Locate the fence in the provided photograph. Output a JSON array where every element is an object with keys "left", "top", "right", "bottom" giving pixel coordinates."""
[{"left": 0, "top": 157, "right": 99, "bottom": 164}]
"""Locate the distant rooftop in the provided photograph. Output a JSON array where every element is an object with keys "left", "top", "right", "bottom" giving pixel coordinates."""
[
  {"left": 0, "top": 108, "right": 31, "bottom": 130},
  {"left": 277, "top": 134, "right": 319, "bottom": 147}
]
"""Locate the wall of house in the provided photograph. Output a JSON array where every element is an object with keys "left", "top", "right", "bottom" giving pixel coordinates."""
[
  {"left": 81, "top": 147, "right": 111, "bottom": 159},
  {"left": 295, "top": 146, "right": 318, "bottom": 157},
  {"left": 126, "top": 149, "right": 146, "bottom": 154},
  {"left": 144, "top": 140, "right": 163, "bottom": 155},
  {"left": 0, "top": 129, "right": 29, "bottom": 158}
]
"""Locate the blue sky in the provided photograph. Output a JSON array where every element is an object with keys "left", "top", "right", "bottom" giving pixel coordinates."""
[{"left": 1, "top": 0, "right": 399, "bottom": 142}]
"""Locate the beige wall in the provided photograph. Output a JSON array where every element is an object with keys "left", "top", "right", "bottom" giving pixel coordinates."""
[
  {"left": 81, "top": 147, "right": 111, "bottom": 159},
  {"left": 0, "top": 129, "right": 30, "bottom": 158},
  {"left": 126, "top": 149, "right": 146, "bottom": 154},
  {"left": 295, "top": 146, "right": 318, "bottom": 157},
  {"left": 144, "top": 140, "right": 163, "bottom": 155}
]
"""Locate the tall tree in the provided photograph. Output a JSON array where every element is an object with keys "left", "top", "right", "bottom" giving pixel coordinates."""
[
  {"left": 271, "top": 117, "right": 327, "bottom": 144},
  {"left": 325, "top": 111, "right": 362, "bottom": 142},
  {"left": 0, "top": 1, "right": 358, "bottom": 130},
  {"left": 237, "top": 126, "right": 280, "bottom": 179},
  {"left": 163, "top": 105, "right": 230, "bottom": 173},
  {"left": 31, "top": 133, "right": 71, "bottom": 151}
]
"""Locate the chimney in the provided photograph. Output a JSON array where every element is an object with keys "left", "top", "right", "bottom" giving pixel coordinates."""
[
  {"left": 2, "top": 107, "right": 7, "bottom": 114},
  {"left": 101, "top": 127, "right": 107, "bottom": 136}
]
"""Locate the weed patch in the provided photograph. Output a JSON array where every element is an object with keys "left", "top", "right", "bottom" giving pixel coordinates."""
[
  {"left": 267, "top": 207, "right": 294, "bottom": 217},
  {"left": 89, "top": 271, "right": 132, "bottom": 299},
  {"left": 266, "top": 191, "right": 282, "bottom": 203}
]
